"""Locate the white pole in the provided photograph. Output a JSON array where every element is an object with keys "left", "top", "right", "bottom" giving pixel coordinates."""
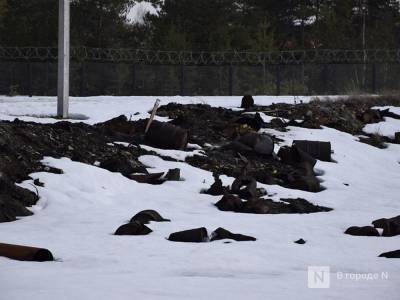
[
  {"left": 362, "top": 0, "right": 367, "bottom": 90},
  {"left": 57, "top": 0, "right": 70, "bottom": 118}
]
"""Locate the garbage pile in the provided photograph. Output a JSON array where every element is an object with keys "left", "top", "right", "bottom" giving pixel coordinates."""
[
  {"left": 345, "top": 215, "right": 400, "bottom": 237},
  {"left": 1, "top": 95, "right": 400, "bottom": 261},
  {"left": 0, "top": 118, "right": 149, "bottom": 222},
  {"left": 2, "top": 95, "right": 400, "bottom": 224},
  {"left": 345, "top": 215, "right": 400, "bottom": 258},
  {"left": 114, "top": 209, "right": 256, "bottom": 243},
  {"left": 156, "top": 102, "right": 330, "bottom": 193}
]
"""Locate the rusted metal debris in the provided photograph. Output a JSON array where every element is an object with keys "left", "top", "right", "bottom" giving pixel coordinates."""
[
  {"left": 168, "top": 227, "right": 208, "bottom": 243},
  {"left": 231, "top": 132, "right": 274, "bottom": 156},
  {"left": 145, "top": 120, "right": 188, "bottom": 150},
  {"left": 210, "top": 227, "right": 256, "bottom": 242},
  {"left": 168, "top": 227, "right": 256, "bottom": 243},
  {"left": 379, "top": 250, "right": 400, "bottom": 258},
  {"left": 114, "top": 221, "right": 152, "bottom": 236},
  {"left": 0, "top": 242, "right": 54, "bottom": 262},
  {"left": 129, "top": 172, "right": 165, "bottom": 184},
  {"left": 241, "top": 95, "right": 255, "bottom": 109},
  {"left": 395, "top": 132, "right": 400, "bottom": 143},
  {"left": 293, "top": 140, "right": 332, "bottom": 162},
  {"left": 130, "top": 210, "right": 170, "bottom": 224},
  {"left": 165, "top": 168, "right": 181, "bottom": 181}
]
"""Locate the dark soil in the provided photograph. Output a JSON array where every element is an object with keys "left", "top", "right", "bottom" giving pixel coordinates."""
[
  {"left": 155, "top": 96, "right": 400, "bottom": 190},
  {"left": 0, "top": 117, "right": 148, "bottom": 222},
  {"left": 249, "top": 95, "right": 400, "bottom": 135},
  {"left": 157, "top": 103, "right": 324, "bottom": 191}
]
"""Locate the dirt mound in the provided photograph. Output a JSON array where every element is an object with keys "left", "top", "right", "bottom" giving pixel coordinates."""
[
  {"left": 250, "top": 95, "right": 400, "bottom": 135},
  {"left": 157, "top": 103, "right": 323, "bottom": 191},
  {"left": 3, "top": 96, "right": 398, "bottom": 223},
  {"left": 0, "top": 118, "right": 147, "bottom": 222}
]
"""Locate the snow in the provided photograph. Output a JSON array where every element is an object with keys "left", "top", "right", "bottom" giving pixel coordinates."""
[
  {"left": 113, "top": 141, "right": 205, "bottom": 161},
  {"left": 139, "top": 145, "right": 205, "bottom": 161},
  {"left": 374, "top": 106, "right": 400, "bottom": 116},
  {"left": 244, "top": 111, "right": 302, "bottom": 123},
  {"left": 0, "top": 96, "right": 399, "bottom": 300},
  {"left": 0, "top": 95, "right": 314, "bottom": 125},
  {"left": 363, "top": 117, "right": 400, "bottom": 138},
  {"left": 363, "top": 106, "right": 400, "bottom": 138},
  {"left": 293, "top": 15, "right": 317, "bottom": 26},
  {"left": 127, "top": 1, "right": 159, "bottom": 24}
]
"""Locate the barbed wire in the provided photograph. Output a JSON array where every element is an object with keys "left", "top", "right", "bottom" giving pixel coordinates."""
[{"left": 0, "top": 47, "right": 399, "bottom": 65}]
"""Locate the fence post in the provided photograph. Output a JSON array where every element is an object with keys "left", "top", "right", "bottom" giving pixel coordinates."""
[
  {"left": 132, "top": 63, "right": 136, "bottom": 95},
  {"left": 180, "top": 64, "right": 185, "bottom": 96},
  {"left": 276, "top": 64, "right": 281, "bottom": 96},
  {"left": 45, "top": 61, "right": 50, "bottom": 96},
  {"left": 27, "top": 61, "right": 32, "bottom": 97},
  {"left": 10, "top": 62, "right": 14, "bottom": 94},
  {"left": 228, "top": 64, "right": 234, "bottom": 96},
  {"left": 322, "top": 64, "right": 328, "bottom": 95},
  {"left": 263, "top": 61, "right": 266, "bottom": 95},
  {"left": 371, "top": 63, "right": 377, "bottom": 94},
  {"left": 79, "top": 62, "right": 85, "bottom": 96},
  {"left": 306, "top": 64, "right": 312, "bottom": 95}
]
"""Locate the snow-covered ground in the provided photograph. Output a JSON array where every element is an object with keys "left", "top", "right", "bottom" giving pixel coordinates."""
[
  {"left": 0, "top": 96, "right": 399, "bottom": 300},
  {"left": 363, "top": 106, "right": 400, "bottom": 138},
  {"left": 0, "top": 95, "right": 313, "bottom": 125}
]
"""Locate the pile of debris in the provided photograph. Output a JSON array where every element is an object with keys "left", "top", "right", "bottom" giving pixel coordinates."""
[
  {"left": 205, "top": 174, "right": 331, "bottom": 214},
  {"left": 2, "top": 95, "right": 399, "bottom": 224},
  {"left": 156, "top": 102, "right": 331, "bottom": 193},
  {"left": 168, "top": 227, "right": 256, "bottom": 243},
  {"left": 114, "top": 210, "right": 170, "bottom": 236},
  {"left": 248, "top": 95, "right": 400, "bottom": 135},
  {"left": 345, "top": 215, "right": 400, "bottom": 237},
  {"left": 114, "top": 209, "right": 256, "bottom": 243},
  {"left": 0, "top": 117, "right": 149, "bottom": 222},
  {"left": 345, "top": 215, "right": 400, "bottom": 258}
]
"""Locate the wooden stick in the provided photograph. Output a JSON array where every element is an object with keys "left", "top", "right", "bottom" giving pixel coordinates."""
[{"left": 145, "top": 99, "right": 161, "bottom": 134}]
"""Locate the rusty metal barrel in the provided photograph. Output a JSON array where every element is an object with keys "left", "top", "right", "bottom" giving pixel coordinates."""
[
  {"left": 395, "top": 132, "right": 400, "bottom": 143},
  {"left": 241, "top": 95, "right": 255, "bottom": 109},
  {"left": 145, "top": 120, "right": 188, "bottom": 150},
  {"left": 168, "top": 227, "right": 208, "bottom": 243},
  {"left": 0, "top": 243, "right": 54, "bottom": 262},
  {"left": 293, "top": 140, "right": 332, "bottom": 162}
]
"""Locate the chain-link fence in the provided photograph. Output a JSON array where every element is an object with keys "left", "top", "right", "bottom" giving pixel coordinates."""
[{"left": 0, "top": 47, "right": 399, "bottom": 96}]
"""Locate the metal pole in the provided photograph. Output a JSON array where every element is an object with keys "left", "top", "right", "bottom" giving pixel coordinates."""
[
  {"left": 180, "top": 64, "right": 185, "bottom": 96},
  {"left": 362, "top": 0, "right": 367, "bottom": 91},
  {"left": 79, "top": 62, "right": 85, "bottom": 96},
  {"left": 262, "top": 58, "right": 266, "bottom": 94},
  {"left": 132, "top": 63, "right": 136, "bottom": 95},
  {"left": 57, "top": 0, "right": 70, "bottom": 118},
  {"left": 276, "top": 64, "right": 281, "bottom": 96},
  {"left": 371, "top": 63, "right": 377, "bottom": 93},
  {"left": 228, "top": 64, "right": 234, "bottom": 96},
  {"left": 27, "top": 61, "right": 32, "bottom": 97}
]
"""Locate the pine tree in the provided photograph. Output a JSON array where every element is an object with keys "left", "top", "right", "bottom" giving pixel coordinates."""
[{"left": 252, "top": 17, "right": 274, "bottom": 51}]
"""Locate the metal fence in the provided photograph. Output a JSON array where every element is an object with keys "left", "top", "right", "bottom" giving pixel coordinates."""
[{"left": 0, "top": 47, "right": 400, "bottom": 96}]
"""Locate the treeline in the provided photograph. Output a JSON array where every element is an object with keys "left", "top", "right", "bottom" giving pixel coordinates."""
[{"left": 0, "top": 0, "right": 399, "bottom": 50}]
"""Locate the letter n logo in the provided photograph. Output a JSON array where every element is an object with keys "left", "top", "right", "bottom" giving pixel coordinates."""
[{"left": 308, "top": 266, "right": 330, "bottom": 288}]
